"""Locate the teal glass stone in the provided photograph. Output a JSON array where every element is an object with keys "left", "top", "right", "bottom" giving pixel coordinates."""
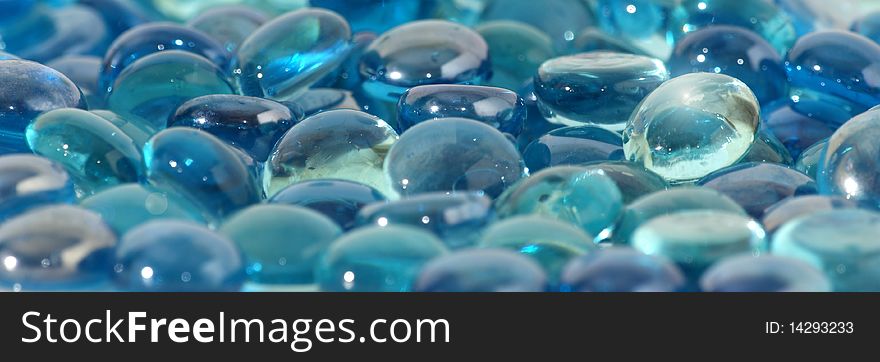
[
  {"left": 316, "top": 31, "right": 377, "bottom": 91},
  {"left": 623, "top": 73, "right": 760, "bottom": 182},
  {"left": 231, "top": 8, "right": 352, "bottom": 101},
  {"left": 187, "top": 5, "right": 268, "bottom": 53},
  {"left": 762, "top": 98, "right": 850, "bottom": 159},
  {"left": 106, "top": 50, "right": 234, "bottom": 130},
  {"left": 572, "top": 28, "right": 651, "bottom": 57},
  {"left": 360, "top": 20, "right": 490, "bottom": 101},
  {"left": 0, "top": 154, "right": 75, "bottom": 222},
  {"left": 220, "top": 204, "right": 342, "bottom": 285},
  {"left": 263, "top": 109, "right": 398, "bottom": 198},
  {"left": 479, "top": 215, "right": 596, "bottom": 286},
  {"left": 413, "top": 249, "right": 547, "bottom": 292},
  {"left": 761, "top": 195, "right": 857, "bottom": 236},
  {"left": 595, "top": 0, "right": 681, "bottom": 58},
  {"left": 700, "top": 254, "right": 831, "bottom": 292},
  {"left": 560, "top": 247, "right": 685, "bottom": 292},
  {"left": 818, "top": 107, "right": 880, "bottom": 209},
  {"left": 80, "top": 183, "right": 208, "bottom": 236},
  {"left": 0, "top": 60, "right": 86, "bottom": 154},
  {"left": 397, "top": 84, "right": 526, "bottom": 135},
  {"left": 137, "top": 0, "right": 304, "bottom": 21},
  {"left": 479, "top": 0, "right": 595, "bottom": 53},
  {"left": 5, "top": 4, "right": 110, "bottom": 63},
  {"left": 772, "top": 209, "right": 880, "bottom": 291},
  {"left": 795, "top": 138, "right": 826, "bottom": 179},
  {"left": 672, "top": 0, "right": 797, "bottom": 56},
  {"left": 0, "top": 205, "right": 116, "bottom": 290},
  {"left": 356, "top": 192, "right": 492, "bottom": 249},
  {"left": 495, "top": 166, "right": 623, "bottom": 241},
  {"left": 515, "top": 81, "right": 563, "bottom": 152},
  {"left": 316, "top": 225, "right": 448, "bottom": 292},
  {"left": 741, "top": 129, "right": 794, "bottom": 165},
  {"left": 581, "top": 161, "right": 669, "bottom": 204},
  {"left": 27, "top": 108, "right": 143, "bottom": 196},
  {"left": 169, "top": 95, "right": 299, "bottom": 162},
  {"left": 114, "top": 220, "right": 245, "bottom": 291},
  {"left": 697, "top": 162, "right": 817, "bottom": 219},
  {"left": 522, "top": 126, "right": 624, "bottom": 172},
  {"left": 384, "top": 118, "right": 524, "bottom": 199},
  {"left": 269, "top": 179, "right": 387, "bottom": 231},
  {"left": 144, "top": 127, "right": 262, "bottom": 220},
  {"left": 311, "top": 0, "right": 422, "bottom": 33},
  {"left": 47, "top": 55, "right": 104, "bottom": 109},
  {"left": 632, "top": 210, "right": 767, "bottom": 280},
  {"left": 475, "top": 20, "right": 555, "bottom": 91},
  {"left": 535, "top": 51, "right": 669, "bottom": 131},
  {"left": 91, "top": 110, "right": 155, "bottom": 148}
]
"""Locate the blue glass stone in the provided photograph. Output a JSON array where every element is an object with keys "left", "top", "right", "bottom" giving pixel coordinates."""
[
  {"left": 107, "top": 50, "right": 234, "bottom": 130},
  {"left": 700, "top": 254, "right": 831, "bottom": 292},
  {"left": 81, "top": 183, "right": 208, "bottom": 235},
  {"left": 785, "top": 30, "right": 880, "bottom": 115},
  {"left": 762, "top": 98, "right": 851, "bottom": 159},
  {"left": 360, "top": 20, "right": 490, "bottom": 101},
  {"left": 741, "top": 129, "right": 793, "bottom": 165},
  {"left": 385, "top": 118, "right": 524, "bottom": 199},
  {"left": 316, "top": 225, "right": 448, "bottom": 292},
  {"left": 316, "top": 32, "right": 377, "bottom": 90},
  {"left": 79, "top": 0, "right": 157, "bottom": 37},
  {"left": 795, "top": 138, "right": 826, "bottom": 179},
  {"left": 231, "top": 8, "right": 352, "bottom": 101},
  {"left": 669, "top": 25, "right": 786, "bottom": 104},
  {"left": 496, "top": 166, "right": 623, "bottom": 241},
  {"left": 475, "top": 21, "right": 555, "bottom": 91},
  {"left": 398, "top": 85, "right": 526, "bottom": 135},
  {"left": 144, "top": 127, "right": 262, "bottom": 220},
  {"left": 523, "top": 126, "right": 624, "bottom": 172},
  {"left": 0, "top": 154, "right": 75, "bottom": 222},
  {"left": 762, "top": 195, "right": 857, "bottom": 236},
  {"left": 269, "top": 179, "right": 387, "bottom": 231},
  {"left": 594, "top": 0, "right": 681, "bottom": 58},
  {"left": 572, "top": 28, "right": 651, "bottom": 57},
  {"left": 91, "top": 110, "right": 155, "bottom": 148},
  {"left": 115, "top": 220, "right": 245, "bottom": 291},
  {"left": 697, "top": 162, "right": 817, "bottom": 219},
  {"left": 479, "top": 0, "right": 595, "bottom": 53},
  {"left": 290, "top": 88, "right": 366, "bottom": 118},
  {"left": 0, "top": 60, "right": 86, "bottom": 154},
  {"left": 818, "top": 107, "right": 880, "bottom": 209},
  {"left": 263, "top": 109, "right": 398, "bottom": 198},
  {"left": 535, "top": 52, "right": 669, "bottom": 131},
  {"left": 47, "top": 55, "right": 104, "bottom": 109},
  {"left": 0, "top": 3, "right": 53, "bottom": 57},
  {"left": 311, "top": 0, "right": 422, "bottom": 33},
  {"left": 0, "top": 205, "right": 116, "bottom": 290},
  {"left": 13, "top": 5, "right": 110, "bottom": 63},
  {"left": 187, "top": 5, "right": 268, "bottom": 53},
  {"left": 581, "top": 161, "right": 669, "bottom": 204},
  {"left": 479, "top": 215, "right": 596, "bottom": 286},
  {"left": 772, "top": 209, "right": 880, "bottom": 291},
  {"left": 623, "top": 73, "right": 760, "bottom": 182},
  {"left": 220, "top": 204, "right": 342, "bottom": 285},
  {"left": 169, "top": 95, "right": 299, "bottom": 162},
  {"left": 515, "top": 81, "right": 563, "bottom": 152},
  {"left": 672, "top": 0, "right": 797, "bottom": 56},
  {"left": 853, "top": 11, "right": 880, "bottom": 44},
  {"left": 413, "top": 249, "right": 547, "bottom": 292},
  {"left": 560, "top": 247, "right": 685, "bottom": 292},
  {"left": 356, "top": 192, "right": 492, "bottom": 249}
]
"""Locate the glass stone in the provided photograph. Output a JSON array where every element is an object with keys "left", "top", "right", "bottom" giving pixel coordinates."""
[
  {"left": 0, "top": 60, "right": 86, "bottom": 154},
  {"left": 818, "top": 107, "right": 880, "bottom": 209},
  {"left": 316, "top": 225, "right": 448, "bottom": 292},
  {"left": 47, "top": 55, "right": 104, "bottom": 109},
  {"left": 290, "top": 88, "right": 365, "bottom": 118},
  {"left": 669, "top": 25, "right": 786, "bottom": 104},
  {"left": 144, "top": 127, "right": 262, "bottom": 220},
  {"left": 114, "top": 220, "right": 245, "bottom": 292},
  {"left": 6, "top": 5, "right": 110, "bottom": 63},
  {"left": 631, "top": 210, "right": 767, "bottom": 280},
  {"left": 594, "top": 0, "right": 680, "bottom": 59},
  {"left": 772, "top": 209, "right": 880, "bottom": 291},
  {"left": 479, "top": 0, "right": 595, "bottom": 54},
  {"left": 785, "top": 30, "right": 880, "bottom": 115},
  {"left": 623, "top": 72, "right": 760, "bottom": 182},
  {"left": 220, "top": 204, "right": 342, "bottom": 285},
  {"left": 413, "top": 248, "right": 547, "bottom": 292},
  {"left": 384, "top": 118, "right": 524, "bottom": 199},
  {"left": 27, "top": 108, "right": 143, "bottom": 196},
  {"left": 360, "top": 20, "right": 490, "bottom": 101},
  {"left": 515, "top": 81, "right": 564, "bottom": 152},
  {"left": 475, "top": 20, "right": 555, "bottom": 91},
  {"left": 795, "top": 138, "right": 826, "bottom": 179},
  {"left": 672, "top": 0, "right": 797, "bottom": 56},
  {"left": 187, "top": 5, "right": 268, "bottom": 53},
  {"left": 762, "top": 98, "right": 851, "bottom": 159},
  {"left": 311, "top": 0, "right": 422, "bottom": 33},
  {"left": 269, "top": 179, "right": 387, "bottom": 231},
  {"left": 700, "top": 254, "right": 831, "bottom": 292},
  {"left": 495, "top": 166, "right": 623, "bottom": 241},
  {"left": 81, "top": 183, "right": 207, "bottom": 235},
  {"left": 0, "top": 154, "right": 75, "bottom": 222},
  {"left": 397, "top": 84, "right": 526, "bottom": 135},
  {"left": 761, "top": 195, "right": 857, "bottom": 236},
  {"left": 741, "top": 129, "right": 793, "bottom": 165},
  {"left": 522, "top": 126, "right": 624, "bottom": 172},
  {"left": 697, "top": 162, "right": 817, "bottom": 219},
  {"left": 572, "top": 28, "right": 651, "bottom": 57},
  {"left": 80, "top": 0, "right": 157, "bottom": 38},
  {"left": 581, "top": 161, "right": 669, "bottom": 204},
  {"left": 535, "top": 51, "right": 669, "bottom": 131},
  {"left": 316, "top": 31, "right": 377, "bottom": 91},
  {"left": 263, "top": 109, "right": 398, "bottom": 198},
  {"left": 560, "top": 247, "right": 685, "bottom": 292},
  {"left": 614, "top": 187, "right": 747, "bottom": 244},
  {"left": 478, "top": 215, "right": 596, "bottom": 286},
  {"left": 778, "top": 0, "right": 859, "bottom": 36},
  {"left": 169, "top": 95, "right": 299, "bottom": 162},
  {"left": 91, "top": 110, "right": 155, "bottom": 148},
  {"left": 853, "top": 11, "right": 880, "bottom": 44},
  {"left": 356, "top": 192, "right": 492, "bottom": 250},
  {"left": 231, "top": 8, "right": 352, "bottom": 101},
  {"left": 0, "top": 205, "right": 116, "bottom": 290}
]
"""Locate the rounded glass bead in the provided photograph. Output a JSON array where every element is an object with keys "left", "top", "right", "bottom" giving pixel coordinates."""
[
  {"left": 761, "top": 195, "right": 857, "bottom": 236},
  {"left": 9, "top": 5, "right": 110, "bottom": 63},
  {"left": 522, "top": 126, "right": 624, "bottom": 172},
  {"left": 91, "top": 110, "right": 155, "bottom": 148},
  {"left": 818, "top": 107, "right": 880, "bottom": 209},
  {"left": 560, "top": 247, "right": 685, "bottom": 292},
  {"left": 187, "top": 5, "right": 268, "bottom": 53},
  {"left": 700, "top": 254, "right": 831, "bottom": 292},
  {"left": 47, "top": 55, "right": 104, "bottom": 109},
  {"left": 697, "top": 162, "right": 817, "bottom": 219},
  {"left": 741, "top": 129, "right": 793, "bottom": 165},
  {"left": 475, "top": 20, "right": 555, "bottom": 91},
  {"left": 762, "top": 98, "right": 851, "bottom": 159},
  {"left": 80, "top": 183, "right": 208, "bottom": 236},
  {"left": 269, "top": 179, "right": 387, "bottom": 231},
  {"left": 413, "top": 249, "right": 547, "bottom": 292},
  {"left": 672, "top": 0, "right": 797, "bottom": 56},
  {"left": 795, "top": 138, "right": 826, "bottom": 179},
  {"left": 397, "top": 84, "right": 526, "bottom": 135},
  {"left": 594, "top": 0, "right": 681, "bottom": 59},
  {"left": 0, "top": 154, "right": 75, "bottom": 222},
  {"left": 581, "top": 161, "right": 669, "bottom": 204}
]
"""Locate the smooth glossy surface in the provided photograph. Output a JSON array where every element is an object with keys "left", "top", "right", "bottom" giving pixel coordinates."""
[
  {"left": 762, "top": 98, "right": 851, "bottom": 159},
  {"left": 7, "top": 5, "right": 110, "bottom": 63},
  {"left": 476, "top": 21, "right": 555, "bottom": 91},
  {"left": 523, "top": 126, "right": 624, "bottom": 172},
  {"left": 560, "top": 247, "right": 685, "bottom": 292},
  {"left": 269, "top": 179, "right": 387, "bottom": 231},
  {"left": 0, "top": 154, "right": 75, "bottom": 222},
  {"left": 479, "top": 0, "right": 594, "bottom": 53},
  {"left": 398, "top": 85, "right": 526, "bottom": 135},
  {"left": 761, "top": 195, "right": 857, "bottom": 236},
  {"left": 818, "top": 107, "right": 880, "bottom": 209},
  {"left": 672, "top": 0, "right": 797, "bottom": 55},
  {"left": 595, "top": 0, "right": 680, "bottom": 49},
  {"left": 741, "top": 129, "right": 793, "bottom": 165},
  {"left": 795, "top": 138, "right": 826, "bottom": 179},
  {"left": 581, "top": 161, "right": 669, "bottom": 204},
  {"left": 697, "top": 162, "right": 817, "bottom": 219},
  {"left": 81, "top": 183, "right": 207, "bottom": 235},
  {"left": 700, "top": 254, "right": 831, "bottom": 292},
  {"left": 47, "top": 55, "right": 104, "bottom": 109},
  {"left": 414, "top": 249, "right": 547, "bottom": 292},
  {"left": 187, "top": 5, "right": 267, "bottom": 52}
]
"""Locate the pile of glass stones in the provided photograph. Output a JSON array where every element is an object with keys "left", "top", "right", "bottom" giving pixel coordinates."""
[{"left": 2, "top": 0, "right": 880, "bottom": 292}]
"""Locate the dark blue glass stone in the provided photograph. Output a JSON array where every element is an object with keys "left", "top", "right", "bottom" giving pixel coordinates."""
[
  {"left": 269, "top": 179, "right": 387, "bottom": 231},
  {"left": 700, "top": 254, "right": 831, "bottom": 292},
  {"left": 741, "top": 128, "right": 793, "bottom": 165},
  {"left": 818, "top": 107, "right": 880, "bottom": 209},
  {"left": 795, "top": 138, "right": 826, "bottom": 179},
  {"left": 560, "top": 247, "right": 685, "bottom": 292},
  {"left": 114, "top": 220, "right": 245, "bottom": 291},
  {"left": 0, "top": 154, "right": 75, "bottom": 222},
  {"left": 47, "top": 55, "right": 104, "bottom": 109},
  {"left": 311, "top": 0, "right": 422, "bottom": 33},
  {"left": 316, "top": 32, "right": 378, "bottom": 91},
  {"left": 581, "top": 161, "right": 668, "bottom": 204},
  {"left": 414, "top": 249, "right": 548, "bottom": 292},
  {"left": 762, "top": 195, "right": 857, "bottom": 236},
  {"left": 187, "top": 5, "right": 268, "bottom": 53},
  {"left": 523, "top": 126, "right": 624, "bottom": 172},
  {"left": 672, "top": 0, "right": 797, "bottom": 55},
  {"left": 398, "top": 85, "right": 526, "bottom": 135},
  {"left": 479, "top": 0, "right": 595, "bottom": 53},
  {"left": 91, "top": 110, "right": 155, "bottom": 148},
  {"left": 697, "top": 162, "right": 817, "bottom": 219},
  {"left": 762, "top": 97, "right": 851, "bottom": 159},
  {"left": 169, "top": 95, "right": 299, "bottom": 162},
  {"left": 852, "top": 11, "right": 880, "bottom": 45}
]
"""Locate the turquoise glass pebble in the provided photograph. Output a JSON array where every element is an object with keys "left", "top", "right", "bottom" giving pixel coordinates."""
[
  {"left": 398, "top": 84, "right": 527, "bottom": 135},
  {"left": 818, "top": 107, "right": 880, "bottom": 209},
  {"left": 572, "top": 28, "right": 650, "bottom": 56},
  {"left": 697, "top": 162, "right": 817, "bottom": 219},
  {"left": 384, "top": 118, "right": 524, "bottom": 199},
  {"left": 0, "top": 205, "right": 116, "bottom": 290},
  {"left": 795, "top": 138, "right": 826, "bottom": 179},
  {"left": 672, "top": 0, "right": 797, "bottom": 56},
  {"left": 479, "top": 0, "right": 595, "bottom": 54},
  {"left": 114, "top": 220, "right": 245, "bottom": 291},
  {"left": 5, "top": 5, "right": 110, "bottom": 63},
  {"left": 91, "top": 110, "right": 155, "bottom": 147},
  {"left": 594, "top": 0, "right": 680, "bottom": 58},
  {"left": 741, "top": 129, "right": 793, "bottom": 165},
  {"left": 535, "top": 51, "right": 669, "bottom": 131},
  {"left": 762, "top": 98, "right": 851, "bottom": 159},
  {"left": 187, "top": 5, "right": 268, "bottom": 53},
  {"left": 316, "top": 31, "right": 377, "bottom": 91},
  {"left": 0, "top": 154, "right": 75, "bottom": 222},
  {"left": 220, "top": 204, "right": 342, "bottom": 285},
  {"left": 47, "top": 55, "right": 104, "bottom": 109},
  {"left": 761, "top": 195, "right": 857, "bottom": 236},
  {"left": 316, "top": 225, "right": 448, "bottom": 292},
  {"left": 413, "top": 249, "right": 548, "bottom": 292},
  {"left": 560, "top": 247, "right": 685, "bottom": 292},
  {"left": 522, "top": 126, "right": 624, "bottom": 172},
  {"left": 475, "top": 20, "right": 555, "bottom": 91},
  {"left": 80, "top": 183, "right": 208, "bottom": 235},
  {"left": 700, "top": 255, "right": 831, "bottom": 292},
  {"left": 581, "top": 161, "right": 669, "bottom": 204},
  {"left": 269, "top": 179, "right": 387, "bottom": 231}
]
